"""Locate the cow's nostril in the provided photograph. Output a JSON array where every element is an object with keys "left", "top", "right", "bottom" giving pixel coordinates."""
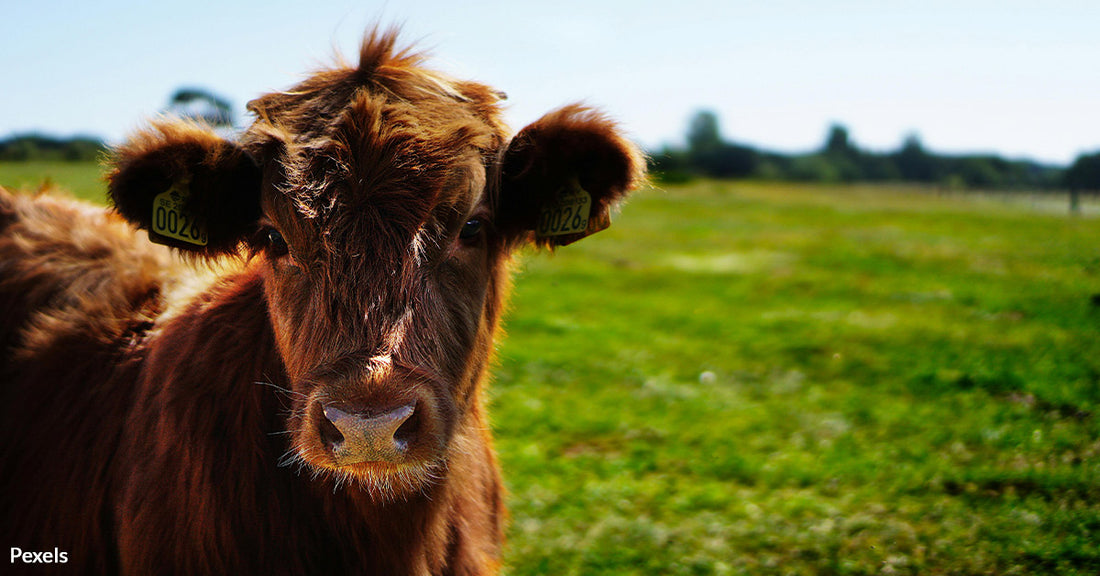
[
  {"left": 320, "top": 403, "right": 416, "bottom": 464},
  {"left": 392, "top": 408, "right": 419, "bottom": 450},
  {"left": 318, "top": 409, "right": 346, "bottom": 451}
]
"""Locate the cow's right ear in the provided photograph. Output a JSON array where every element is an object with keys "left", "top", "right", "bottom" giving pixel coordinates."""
[{"left": 107, "top": 120, "right": 262, "bottom": 256}]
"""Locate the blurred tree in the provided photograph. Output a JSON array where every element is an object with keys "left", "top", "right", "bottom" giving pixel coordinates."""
[
  {"left": 894, "top": 134, "right": 936, "bottom": 182},
  {"left": 1065, "top": 151, "right": 1100, "bottom": 214},
  {"left": 754, "top": 153, "right": 792, "bottom": 180},
  {"left": 167, "top": 87, "right": 235, "bottom": 127},
  {"left": 789, "top": 155, "right": 840, "bottom": 183},
  {"left": 1065, "top": 151, "right": 1100, "bottom": 191},
  {"left": 954, "top": 156, "right": 1002, "bottom": 189},
  {"left": 683, "top": 110, "right": 758, "bottom": 178},
  {"left": 824, "top": 124, "right": 852, "bottom": 156},
  {"left": 687, "top": 110, "right": 723, "bottom": 154},
  {"left": 695, "top": 144, "right": 757, "bottom": 178},
  {"left": 818, "top": 124, "right": 865, "bottom": 182},
  {"left": 856, "top": 154, "right": 900, "bottom": 182}
]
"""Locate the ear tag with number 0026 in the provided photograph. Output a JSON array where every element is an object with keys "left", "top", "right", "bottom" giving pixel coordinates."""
[
  {"left": 536, "top": 178, "right": 600, "bottom": 239},
  {"left": 151, "top": 179, "right": 208, "bottom": 247}
]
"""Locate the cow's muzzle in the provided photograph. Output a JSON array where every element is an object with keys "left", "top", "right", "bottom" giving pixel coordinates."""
[{"left": 319, "top": 402, "right": 418, "bottom": 464}]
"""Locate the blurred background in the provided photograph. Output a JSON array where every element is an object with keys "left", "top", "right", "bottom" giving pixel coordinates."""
[
  {"left": 3, "top": 1, "right": 1099, "bottom": 574},
  {"left": 3, "top": 1, "right": 1100, "bottom": 169}
]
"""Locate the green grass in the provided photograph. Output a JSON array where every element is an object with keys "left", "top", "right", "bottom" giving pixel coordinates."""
[
  {"left": 495, "top": 181, "right": 1100, "bottom": 575},
  {"left": 5, "top": 163, "right": 1099, "bottom": 574},
  {"left": 0, "top": 160, "right": 108, "bottom": 203}
]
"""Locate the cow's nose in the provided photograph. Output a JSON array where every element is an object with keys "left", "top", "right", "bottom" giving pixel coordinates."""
[{"left": 320, "top": 403, "right": 416, "bottom": 464}]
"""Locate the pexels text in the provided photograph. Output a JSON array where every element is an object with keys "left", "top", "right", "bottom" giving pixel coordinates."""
[{"left": 11, "top": 547, "right": 69, "bottom": 564}]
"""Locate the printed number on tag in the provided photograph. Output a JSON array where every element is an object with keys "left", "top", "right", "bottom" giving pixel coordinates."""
[
  {"left": 152, "top": 181, "right": 208, "bottom": 246},
  {"left": 537, "top": 180, "right": 591, "bottom": 237}
]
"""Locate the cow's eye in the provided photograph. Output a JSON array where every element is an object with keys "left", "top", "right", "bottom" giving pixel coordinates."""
[
  {"left": 459, "top": 218, "right": 483, "bottom": 240},
  {"left": 266, "top": 228, "right": 289, "bottom": 257}
]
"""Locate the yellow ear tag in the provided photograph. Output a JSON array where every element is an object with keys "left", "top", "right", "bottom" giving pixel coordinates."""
[
  {"left": 536, "top": 178, "right": 593, "bottom": 238},
  {"left": 151, "top": 179, "right": 208, "bottom": 246}
]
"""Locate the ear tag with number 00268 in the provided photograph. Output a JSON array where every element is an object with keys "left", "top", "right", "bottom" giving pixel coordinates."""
[{"left": 151, "top": 179, "right": 208, "bottom": 247}]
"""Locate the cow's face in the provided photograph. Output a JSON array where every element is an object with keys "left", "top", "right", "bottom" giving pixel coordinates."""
[
  {"left": 243, "top": 86, "right": 511, "bottom": 495},
  {"left": 108, "top": 31, "right": 643, "bottom": 497}
]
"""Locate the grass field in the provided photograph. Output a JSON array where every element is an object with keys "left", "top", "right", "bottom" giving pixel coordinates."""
[
  {"left": 0, "top": 160, "right": 109, "bottom": 203},
  {"left": 497, "top": 181, "right": 1099, "bottom": 576},
  {"left": 3, "top": 163, "right": 1099, "bottom": 574}
]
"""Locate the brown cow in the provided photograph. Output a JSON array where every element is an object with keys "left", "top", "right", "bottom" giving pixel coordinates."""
[{"left": 0, "top": 28, "right": 643, "bottom": 575}]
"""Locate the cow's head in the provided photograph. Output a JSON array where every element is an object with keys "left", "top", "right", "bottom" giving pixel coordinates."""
[{"left": 108, "top": 29, "right": 644, "bottom": 497}]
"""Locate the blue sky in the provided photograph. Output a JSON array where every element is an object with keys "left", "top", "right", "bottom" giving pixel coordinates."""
[{"left": 3, "top": 0, "right": 1098, "bottom": 164}]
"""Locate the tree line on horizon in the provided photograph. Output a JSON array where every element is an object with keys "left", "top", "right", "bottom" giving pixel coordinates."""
[
  {"left": 652, "top": 110, "right": 1100, "bottom": 192},
  {"left": 0, "top": 134, "right": 106, "bottom": 162},
  {"left": 3, "top": 101, "right": 1099, "bottom": 192},
  {"left": 0, "top": 87, "right": 235, "bottom": 163}
]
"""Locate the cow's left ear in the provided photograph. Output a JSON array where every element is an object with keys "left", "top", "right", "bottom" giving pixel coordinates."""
[
  {"left": 106, "top": 120, "right": 263, "bottom": 257},
  {"left": 496, "top": 105, "right": 645, "bottom": 246}
]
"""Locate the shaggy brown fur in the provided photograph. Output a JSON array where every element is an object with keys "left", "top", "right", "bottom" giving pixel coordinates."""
[{"left": 1, "top": 27, "right": 644, "bottom": 575}]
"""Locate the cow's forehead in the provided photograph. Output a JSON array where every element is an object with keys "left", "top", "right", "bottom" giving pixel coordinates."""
[
  {"left": 284, "top": 91, "right": 495, "bottom": 211},
  {"left": 241, "top": 34, "right": 508, "bottom": 161},
  {"left": 261, "top": 101, "right": 487, "bottom": 255},
  {"left": 241, "top": 31, "right": 509, "bottom": 273},
  {"left": 254, "top": 109, "right": 493, "bottom": 280}
]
